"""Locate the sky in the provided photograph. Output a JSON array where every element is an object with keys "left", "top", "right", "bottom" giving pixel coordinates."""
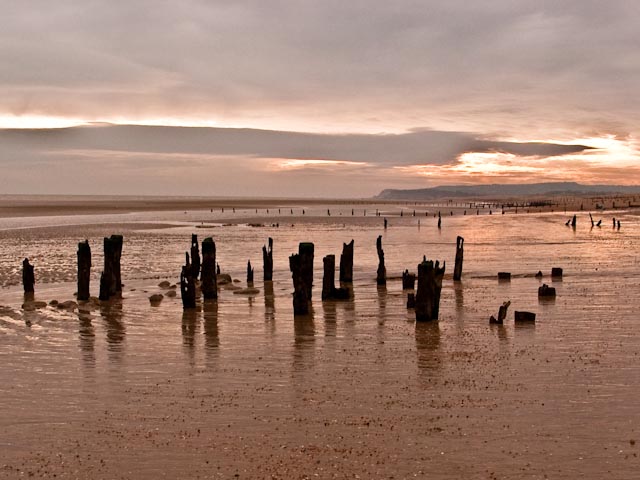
[{"left": 1, "top": 0, "right": 639, "bottom": 197}]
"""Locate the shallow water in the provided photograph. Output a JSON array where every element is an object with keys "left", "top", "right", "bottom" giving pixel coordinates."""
[{"left": 0, "top": 204, "right": 639, "bottom": 478}]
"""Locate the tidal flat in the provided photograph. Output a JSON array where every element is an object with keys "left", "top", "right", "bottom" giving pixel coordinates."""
[{"left": 0, "top": 198, "right": 639, "bottom": 479}]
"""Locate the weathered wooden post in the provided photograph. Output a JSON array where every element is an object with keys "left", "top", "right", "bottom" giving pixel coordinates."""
[
  {"left": 247, "top": 260, "right": 254, "bottom": 285},
  {"left": 99, "top": 235, "right": 123, "bottom": 301},
  {"left": 339, "top": 239, "right": 354, "bottom": 283},
  {"left": 490, "top": 301, "right": 511, "bottom": 324},
  {"left": 289, "top": 253, "right": 309, "bottom": 315},
  {"left": 376, "top": 235, "right": 386, "bottom": 285},
  {"left": 180, "top": 252, "right": 197, "bottom": 309},
  {"left": 201, "top": 238, "right": 217, "bottom": 300},
  {"left": 262, "top": 237, "right": 273, "bottom": 281},
  {"left": 190, "top": 234, "right": 201, "bottom": 279},
  {"left": 453, "top": 236, "right": 464, "bottom": 281},
  {"left": 322, "top": 254, "right": 350, "bottom": 300},
  {"left": 299, "top": 242, "right": 314, "bottom": 300},
  {"left": 22, "top": 258, "right": 35, "bottom": 293},
  {"left": 322, "top": 255, "right": 336, "bottom": 300},
  {"left": 402, "top": 270, "right": 415, "bottom": 290},
  {"left": 77, "top": 240, "right": 91, "bottom": 301},
  {"left": 415, "top": 256, "right": 445, "bottom": 322}
]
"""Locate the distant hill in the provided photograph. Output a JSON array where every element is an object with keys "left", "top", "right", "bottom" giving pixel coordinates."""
[{"left": 376, "top": 182, "right": 640, "bottom": 200}]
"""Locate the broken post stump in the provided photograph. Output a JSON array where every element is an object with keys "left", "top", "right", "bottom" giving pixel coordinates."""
[
  {"left": 453, "top": 236, "right": 464, "bottom": 281},
  {"left": 571, "top": 214, "right": 577, "bottom": 228},
  {"left": 498, "top": 272, "right": 511, "bottom": 281},
  {"left": 299, "top": 242, "right": 314, "bottom": 300},
  {"left": 376, "top": 235, "right": 386, "bottom": 285},
  {"left": 190, "top": 234, "right": 201, "bottom": 279},
  {"left": 402, "top": 269, "right": 416, "bottom": 290},
  {"left": 77, "top": 240, "right": 91, "bottom": 301},
  {"left": 262, "top": 237, "right": 273, "bottom": 281},
  {"left": 415, "top": 256, "right": 446, "bottom": 322},
  {"left": 339, "top": 239, "right": 354, "bottom": 283},
  {"left": 180, "top": 252, "right": 197, "bottom": 309},
  {"left": 99, "top": 235, "right": 123, "bottom": 301},
  {"left": 201, "top": 238, "right": 217, "bottom": 300},
  {"left": 289, "top": 253, "right": 309, "bottom": 315},
  {"left": 538, "top": 284, "right": 556, "bottom": 297},
  {"left": 407, "top": 293, "right": 416, "bottom": 309},
  {"left": 247, "top": 260, "right": 254, "bottom": 285},
  {"left": 322, "top": 254, "right": 350, "bottom": 300},
  {"left": 551, "top": 267, "right": 563, "bottom": 278},
  {"left": 515, "top": 311, "right": 536, "bottom": 322},
  {"left": 490, "top": 301, "right": 511, "bottom": 324},
  {"left": 22, "top": 258, "right": 35, "bottom": 293}
]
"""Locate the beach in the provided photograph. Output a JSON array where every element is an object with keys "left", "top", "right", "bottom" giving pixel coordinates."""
[{"left": 1, "top": 196, "right": 639, "bottom": 479}]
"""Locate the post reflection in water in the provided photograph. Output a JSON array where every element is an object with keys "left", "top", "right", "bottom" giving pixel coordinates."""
[
  {"left": 293, "top": 308, "right": 315, "bottom": 373},
  {"left": 322, "top": 300, "right": 337, "bottom": 338},
  {"left": 77, "top": 309, "right": 96, "bottom": 368},
  {"left": 99, "top": 299, "right": 125, "bottom": 357},
  {"left": 202, "top": 300, "right": 219, "bottom": 367},
  {"left": 415, "top": 321, "right": 442, "bottom": 382},
  {"left": 181, "top": 307, "right": 200, "bottom": 365}
]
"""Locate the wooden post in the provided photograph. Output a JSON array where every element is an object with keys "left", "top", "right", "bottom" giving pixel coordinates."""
[
  {"left": 22, "top": 258, "right": 35, "bottom": 293},
  {"left": 99, "top": 235, "right": 123, "bottom": 301},
  {"left": 453, "top": 236, "right": 464, "bottom": 281},
  {"left": 322, "top": 255, "right": 336, "bottom": 300},
  {"left": 289, "top": 253, "right": 309, "bottom": 315},
  {"left": 415, "top": 256, "right": 446, "bottom": 322},
  {"left": 77, "top": 240, "right": 91, "bottom": 301},
  {"left": 190, "top": 234, "right": 201, "bottom": 279},
  {"left": 490, "top": 301, "right": 511, "bottom": 324},
  {"left": 376, "top": 235, "right": 386, "bottom": 285},
  {"left": 299, "top": 242, "right": 314, "bottom": 300},
  {"left": 262, "top": 237, "right": 273, "bottom": 281},
  {"left": 571, "top": 214, "right": 577, "bottom": 228},
  {"left": 201, "top": 238, "right": 217, "bottom": 300},
  {"left": 339, "top": 239, "right": 354, "bottom": 283},
  {"left": 402, "top": 270, "right": 415, "bottom": 290},
  {"left": 180, "top": 252, "right": 197, "bottom": 309},
  {"left": 247, "top": 260, "right": 254, "bottom": 285}
]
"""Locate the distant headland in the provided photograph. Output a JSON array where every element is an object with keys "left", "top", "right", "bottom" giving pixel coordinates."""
[{"left": 376, "top": 182, "right": 640, "bottom": 200}]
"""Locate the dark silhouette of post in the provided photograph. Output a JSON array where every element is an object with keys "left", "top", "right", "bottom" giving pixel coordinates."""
[
  {"left": 415, "top": 256, "right": 445, "bottom": 322},
  {"left": 490, "top": 301, "right": 510, "bottom": 324},
  {"left": 201, "top": 238, "right": 217, "bottom": 300},
  {"left": 180, "top": 252, "right": 197, "bottom": 309},
  {"left": 453, "top": 236, "right": 464, "bottom": 281},
  {"left": 289, "top": 242, "right": 314, "bottom": 315},
  {"left": 22, "top": 258, "right": 35, "bottom": 293},
  {"left": 339, "top": 239, "right": 354, "bottom": 283},
  {"left": 99, "top": 235, "right": 123, "bottom": 301},
  {"left": 190, "top": 234, "right": 201, "bottom": 279},
  {"left": 262, "top": 237, "right": 273, "bottom": 281},
  {"left": 322, "top": 254, "right": 350, "bottom": 300},
  {"left": 402, "top": 270, "right": 415, "bottom": 290},
  {"left": 77, "top": 240, "right": 91, "bottom": 301},
  {"left": 376, "top": 235, "right": 386, "bottom": 285},
  {"left": 299, "top": 242, "right": 314, "bottom": 300},
  {"left": 571, "top": 214, "right": 577, "bottom": 228},
  {"left": 247, "top": 260, "right": 254, "bottom": 285}
]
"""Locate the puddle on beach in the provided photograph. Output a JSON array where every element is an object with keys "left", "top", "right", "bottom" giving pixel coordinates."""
[{"left": 0, "top": 204, "right": 639, "bottom": 478}]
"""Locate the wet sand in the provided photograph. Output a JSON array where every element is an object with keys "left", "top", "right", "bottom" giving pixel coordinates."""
[{"left": 1, "top": 199, "right": 639, "bottom": 478}]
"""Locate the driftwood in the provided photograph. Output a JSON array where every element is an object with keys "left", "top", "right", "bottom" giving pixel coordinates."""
[
  {"left": 180, "top": 252, "right": 197, "bottom": 309},
  {"left": 322, "top": 255, "right": 350, "bottom": 300},
  {"left": 376, "top": 235, "right": 386, "bottom": 285},
  {"left": 77, "top": 240, "right": 91, "bottom": 301},
  {"left": 22, "top": 258, "right": 35, "bottom": 293},
  {"left": 201, "top": 238, "right": 217, "bottom": 300},
  {"left": 453, "top": 236, "right": 464, "bottom": 281},
  {"left": 415, "top": 256, "right": 446, "bottom": 322},
  {"left": 190, "top": 234, "right": 201, "bottom": 279},
  {"left": 515, "top": 311, "right": 536, "bottom": 322},
  {"left": 402, "top": 270, "right": 415, "bottom": 290},
  {"left": 339, "top": 239, "right": 354, "bottom": 283},
  {"left": 99, "top": 235, "right": 123, "bottom": 301},
  {"left": 262, "top": 237, "right": 273, "bottom": 281},
  {"left": 490, "top": 301, "right": 511, "bottom": 324},
  {"left": 247, "top": 260, "right": 254, "bottom": 285}
]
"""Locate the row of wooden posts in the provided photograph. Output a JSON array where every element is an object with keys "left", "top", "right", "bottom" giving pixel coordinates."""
[{"left": 20, "top": 233, "right": 466, "bottom": 323}]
